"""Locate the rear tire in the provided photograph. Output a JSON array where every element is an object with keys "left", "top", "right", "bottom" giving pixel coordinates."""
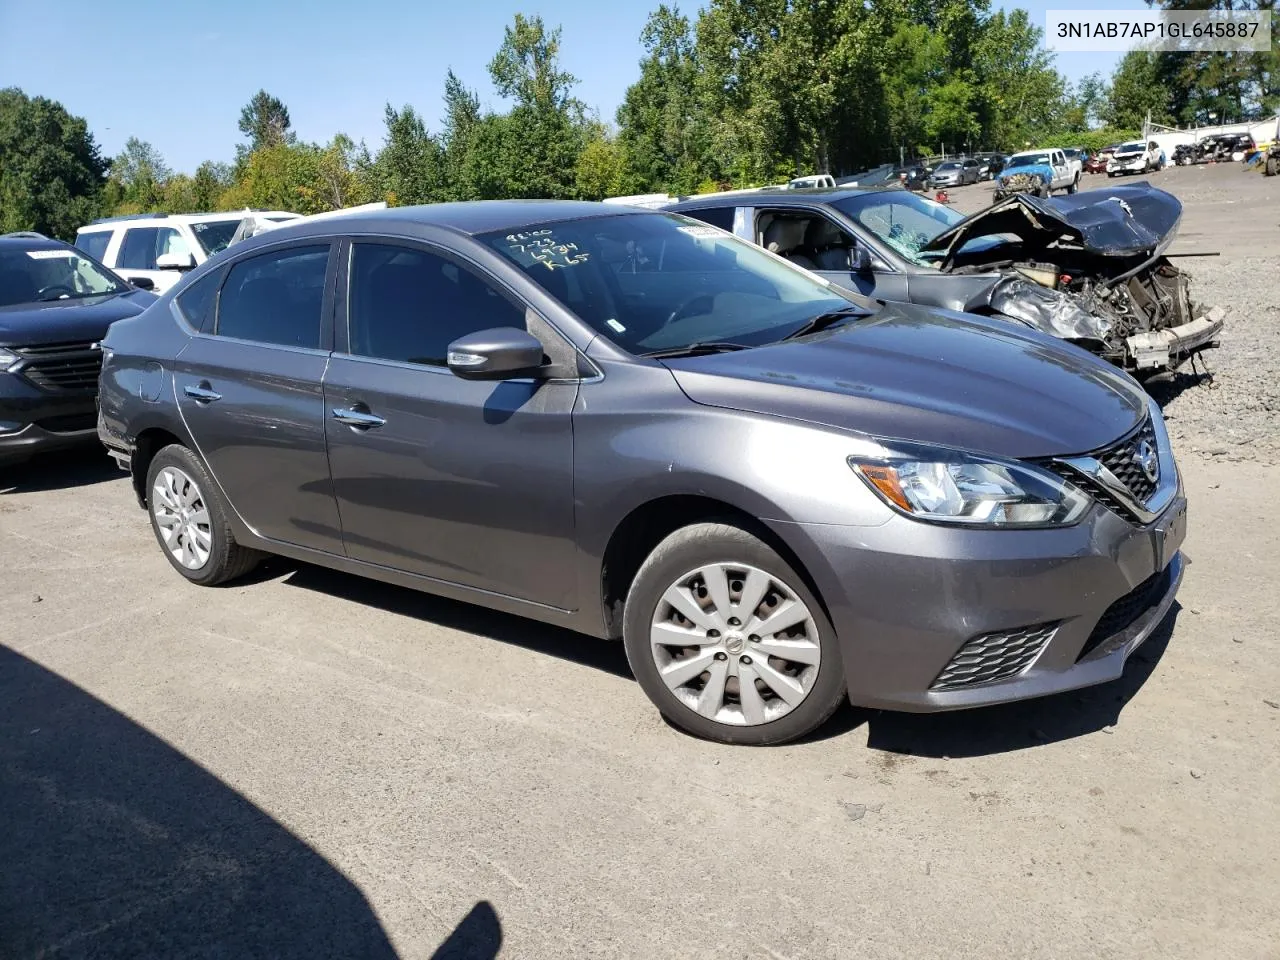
[
  {"left": 622, "top": 522, "right": 847, "bottom": 745},
  {"left": 146, "top": 444, "right": 262, "bottom": 586},
  {"left": 1067, "top": 175, "right": 1079, "bottom": 194}
]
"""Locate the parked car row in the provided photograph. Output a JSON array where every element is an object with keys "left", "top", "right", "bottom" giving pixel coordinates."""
[{"left": 4, "top": 193, "right": 1197, "bottom": 745}]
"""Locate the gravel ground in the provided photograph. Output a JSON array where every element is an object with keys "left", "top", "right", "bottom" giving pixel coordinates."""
[{"left": 944, "top": 163, "right": 1280, "bottom": 465}]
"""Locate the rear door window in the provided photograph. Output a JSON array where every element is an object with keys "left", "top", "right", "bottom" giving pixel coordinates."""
[{"left": 216, "top": 245, "right": 330, "bottom": 349}]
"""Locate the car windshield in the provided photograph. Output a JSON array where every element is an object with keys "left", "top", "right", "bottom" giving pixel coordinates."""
[
  {"left": 0, "top": 246, "right": 127, "bottom": 307},
  {"left": 190, "top": 218, "right": 247, "bottom": 256},
  {"left": 479, "top": 213, "right": 863, "bottom": 355},
  {"left": 936, "top": 162, "right": 961, "bottom": 171},
  {"left": 1007, "top": 153, "right": 1050, "bottom": 168},
  {"left": 1119, "top": 142, "right": 1145, "bottom": 153},
  {"left": 831, "top": 192, "right": 967, "bottom": 265}
]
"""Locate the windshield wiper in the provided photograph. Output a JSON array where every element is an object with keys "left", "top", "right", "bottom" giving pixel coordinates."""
[
  {"left": 782, "top": 307, "right": 865, "bottom": 341},
  {"left": 640, "top": 341, "right": 752, "bottom": 359}
]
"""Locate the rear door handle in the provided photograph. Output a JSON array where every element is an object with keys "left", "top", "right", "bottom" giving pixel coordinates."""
[
  {"left": 332, "top": 407, "right": 386, "bottom": 429},
  {"left": 184, "top": 383, "right": 222, "bottom": 403}
]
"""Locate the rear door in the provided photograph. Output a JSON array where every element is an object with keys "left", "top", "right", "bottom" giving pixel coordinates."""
[
  {"left": 322, "top": 239, "right": 578, "bottom": 608},
  {"left": 174, "top": 240, "right": 344, "bottom": 552}
]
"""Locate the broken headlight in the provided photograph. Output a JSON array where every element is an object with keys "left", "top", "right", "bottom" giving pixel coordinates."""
[{"left": 849, "top": 443, "right": 1090, "bottom": 527}]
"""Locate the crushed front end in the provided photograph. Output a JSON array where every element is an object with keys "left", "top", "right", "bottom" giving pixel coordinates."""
[{"left": 924, "top": 185, "right": 1225, "bottom": 376}]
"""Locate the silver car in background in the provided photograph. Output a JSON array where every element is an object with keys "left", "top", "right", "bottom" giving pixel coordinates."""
[{"left": 97, "top": 202, "right": 1186, "bottom": 745}]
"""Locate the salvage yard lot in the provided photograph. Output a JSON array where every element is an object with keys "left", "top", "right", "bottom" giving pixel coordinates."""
[{"left": 2, "top": 168, "right": 1279, "bottom": 959}]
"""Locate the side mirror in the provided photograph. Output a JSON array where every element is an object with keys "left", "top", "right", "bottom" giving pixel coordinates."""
[
  {"left": 852, "top": 246, "right": 875, "bottom": 274},
  {"left": 156, "top": 251, "right": 195, "bottom": 271},
  {"left": 126, "top": 276, "right": 156, "bottom": 291},
  {"left": 447, "top": 327, "right": 546, "bottom": 381}
]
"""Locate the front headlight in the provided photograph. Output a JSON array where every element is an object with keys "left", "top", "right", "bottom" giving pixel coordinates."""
[
  {"left": 0, "top": 347, "right": 19, "bottom": 372},
  {"left": 849, "top": 444, "right": 1090, "bottom": 527}
]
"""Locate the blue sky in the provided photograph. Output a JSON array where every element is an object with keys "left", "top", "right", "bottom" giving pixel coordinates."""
[{"left": 0, "top": 0, "right": 1146, "bottom": 173}]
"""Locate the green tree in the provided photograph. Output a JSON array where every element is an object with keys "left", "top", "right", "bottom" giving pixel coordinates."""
[
  {"left": 107, "top": 137, "right": 171, "bottom": 212},
  {"left": 440, "top": 70, "right": 482, "bottom": 200},
  {"left": 192, "top": 161, "right": 233, "bottom": 210},
  {"left": 574, "top": 128, "right": 628, "bottom": 199},
  {"left": 972, "top": 9, "right": 1065, "bottom": 149},
  {"left": 371, "top": 104, "right": 442, "bottom": 205},
  {"left": 1104, "top": 51, "right": 1171, "bottom": 130},
  {"left": 616, "top": 5, "right": 705, "bottom": 193},
  {"left": 237, "top": 89, "right": 295, "bottom": 163},
  {"left": 0, "top": 88, "right": 107, "bottom": 238}
]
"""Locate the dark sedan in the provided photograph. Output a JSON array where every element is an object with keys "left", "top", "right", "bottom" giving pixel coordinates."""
[
  {"left": 0, "top": 233, "right": 155, "bottom": 464},
  {"left": 98, "top": 202, "right": 1185, "bottom": 745}
]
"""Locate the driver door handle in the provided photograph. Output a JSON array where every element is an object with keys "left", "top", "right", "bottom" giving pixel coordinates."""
[
  {"left": 332, "top": 407, "right": 386, "bottom": 430},
  {"left": 184, "top": 383, "right": 222, "bottom": 403}
]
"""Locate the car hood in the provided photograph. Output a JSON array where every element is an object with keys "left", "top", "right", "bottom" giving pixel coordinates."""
[
  {"left": 0, "top": 289, "right": 154, "bottom": 346},
  {"left": 663, "top": 302, "right": 1147, "bottom": 459},
  {"left": 995, "top": 164, "right": 1053, "bottom": 183},
  {"left": 922, "top": 184, "right": 1180, "bottom": 267}
]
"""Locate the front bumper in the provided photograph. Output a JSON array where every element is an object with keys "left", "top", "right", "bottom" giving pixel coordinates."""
[
  {"left": 1108, "top": 159, "right": 1146, "bottom": 173},
  {"left": 768, "top": 490, "right": 1187, "bottom": 712},
  {"left": 0, "top": 376, "right": 100, "bottom": 463},
  {"left": 1127, "top": 307, "right": 1226, "bottom": 371}
]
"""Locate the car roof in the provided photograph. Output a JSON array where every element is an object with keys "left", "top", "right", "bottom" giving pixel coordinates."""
[
  {"left": 0, "top": 235, "right": 73, "bottom": 252},
  {"left": 669, "top": 187, "right": 885, "bottom": 209},
  {"left": 225, "top": 200, "right": 643, "bottom": 253}
]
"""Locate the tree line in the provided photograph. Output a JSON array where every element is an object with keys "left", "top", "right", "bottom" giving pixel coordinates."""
[{"left": 2, "top": 0, "right": 1275, "bottom": 240}]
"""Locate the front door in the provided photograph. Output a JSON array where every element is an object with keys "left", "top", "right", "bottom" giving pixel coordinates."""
[
  {"left": 323, "top": 240, "right": 578, "bottom": 609},
  {"left": 113, "top": 224, "right": 193, "bottom": 293},
  {"left": 174, "top": 241, "right": 343, "bottom": 551}
]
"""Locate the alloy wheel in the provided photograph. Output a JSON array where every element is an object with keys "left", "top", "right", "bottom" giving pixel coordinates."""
[
  {"left": 151, "top": 466, "right": 213, "bottom": 570},
  {"left": 649, "top": 562, "right": 821, "bottom": 726}
]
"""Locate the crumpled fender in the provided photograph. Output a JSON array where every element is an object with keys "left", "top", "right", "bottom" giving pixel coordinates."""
[{"left": 987, "top": 277, "right": 1111, "bottom": 342}]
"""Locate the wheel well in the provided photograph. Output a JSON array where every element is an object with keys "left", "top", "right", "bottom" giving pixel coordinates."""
[
  {"left": 130, "top": 428, "right": 184, "bottom": 506},
  {"left": 598, "top": 495, "right": 825, "bottom": 639}
]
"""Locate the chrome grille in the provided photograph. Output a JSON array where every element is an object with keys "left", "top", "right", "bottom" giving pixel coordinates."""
[
  {"left": 931, "top": 623, "right": 1057, "bottom": 690},
  {"left": 1041, "top": 416, "right": 1160, "bottom": 522},
  {"left": 14, "top": 341, "right": 103, "bottom": 392},
  {"left": 1098, "top": 418, "right": 1159, "bottom": 503}
]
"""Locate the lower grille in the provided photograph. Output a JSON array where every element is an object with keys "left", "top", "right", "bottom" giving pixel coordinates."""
[
  {"left": 931, "top": 623, "right": 1058, "bottom": 690},
  {"left": 1076, "top": 567, "right": 1170, "bottom": 662},
  {"left": 35, "top": 412, "right": 98, "bottom": 433},
  {"left": 15, "top": 341, "right": 103, "bottom": 392}
]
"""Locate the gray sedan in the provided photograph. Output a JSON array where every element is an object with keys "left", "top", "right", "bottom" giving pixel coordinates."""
[{"left": 98, "top": 202, "right": 1185, "bottom": 745}]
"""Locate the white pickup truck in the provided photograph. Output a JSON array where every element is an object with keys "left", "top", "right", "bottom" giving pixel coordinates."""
[{"left": 992, "top": 148, "right": 1078, "bottom": 199}]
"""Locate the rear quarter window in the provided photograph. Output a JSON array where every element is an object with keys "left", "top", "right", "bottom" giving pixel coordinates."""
[{"left": 175, "top": 268, "right": 224, "bottom": 333}]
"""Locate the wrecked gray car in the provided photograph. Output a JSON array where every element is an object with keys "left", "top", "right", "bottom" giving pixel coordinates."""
[{"left": 668, "top": 184, "right": 1224, "bottom": 376}]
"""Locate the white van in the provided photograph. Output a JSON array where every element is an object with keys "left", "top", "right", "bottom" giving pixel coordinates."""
[{"left": 74, "top": 211, "right": 301, "bottom": 292}]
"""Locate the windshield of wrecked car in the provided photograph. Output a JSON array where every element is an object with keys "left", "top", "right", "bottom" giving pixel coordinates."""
[
  {"left": 831, "top": 192, "right": 971, "bottom": 264},
  {"left": 191, "top": 219, "right": 246, "bottom": 256},
  {"left": 0, "top": 246, "right": 127, "bottom": 307},
  {"left": 1006, "top": 154, "right": 1051, "bottom": 168},
  {"left": 1119, "top": 142, "right": 1145, "bottom": 153},
  {"left": 480, "top": 213, "right": 862, "bottom": 355}
]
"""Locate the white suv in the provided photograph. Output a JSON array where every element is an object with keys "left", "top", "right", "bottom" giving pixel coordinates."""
[{"left": 74, "top": 211, "right": 300, "bottom": 292}]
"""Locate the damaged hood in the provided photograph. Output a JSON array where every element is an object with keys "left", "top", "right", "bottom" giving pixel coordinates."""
[
  {"left": 923, "top": 184, "right": 1182, "bottom": 267},
  {"left": 664, "top": 302, "right": 1147, "bottom": 460}
]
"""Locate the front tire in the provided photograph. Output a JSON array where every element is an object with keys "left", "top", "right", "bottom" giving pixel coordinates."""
[
  {"left": 146, "top": 444, "right": 262, "bottom": 586},
  {"left": 622, "top": 522, "right": 846, "bottom": 745}
]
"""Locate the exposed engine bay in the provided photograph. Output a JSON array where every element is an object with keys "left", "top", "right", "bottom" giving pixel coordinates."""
[{"left": 921, "top": 184, "right": 1225, "bottom": 374}]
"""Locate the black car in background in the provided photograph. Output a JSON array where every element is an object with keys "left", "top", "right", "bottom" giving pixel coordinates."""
[
  {"left": 0, "top": 233, "right": 156, "bottom": 464},
  {"left": 973, "top": 153, "right": 1006, "bottom": 179}
]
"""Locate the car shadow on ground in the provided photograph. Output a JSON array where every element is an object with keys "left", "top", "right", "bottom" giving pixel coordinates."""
[
  {"left": 274, "top": 559, "right": 1176, "bottom": 758},
  {"left": 0, "top": 644, "right": 399, "bottom": 959},
  {"left": 276, "top": 560, "right": 635, "bottom": 681},
  {"left": 1145, "top": 368, "right": 1217, "bottom": 408},
  {"left": 856, "top": 605, "right": 1180, "bottom": 758},
  {"left": 0, "top": 448, "right": 121, "bottom": 494}
]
